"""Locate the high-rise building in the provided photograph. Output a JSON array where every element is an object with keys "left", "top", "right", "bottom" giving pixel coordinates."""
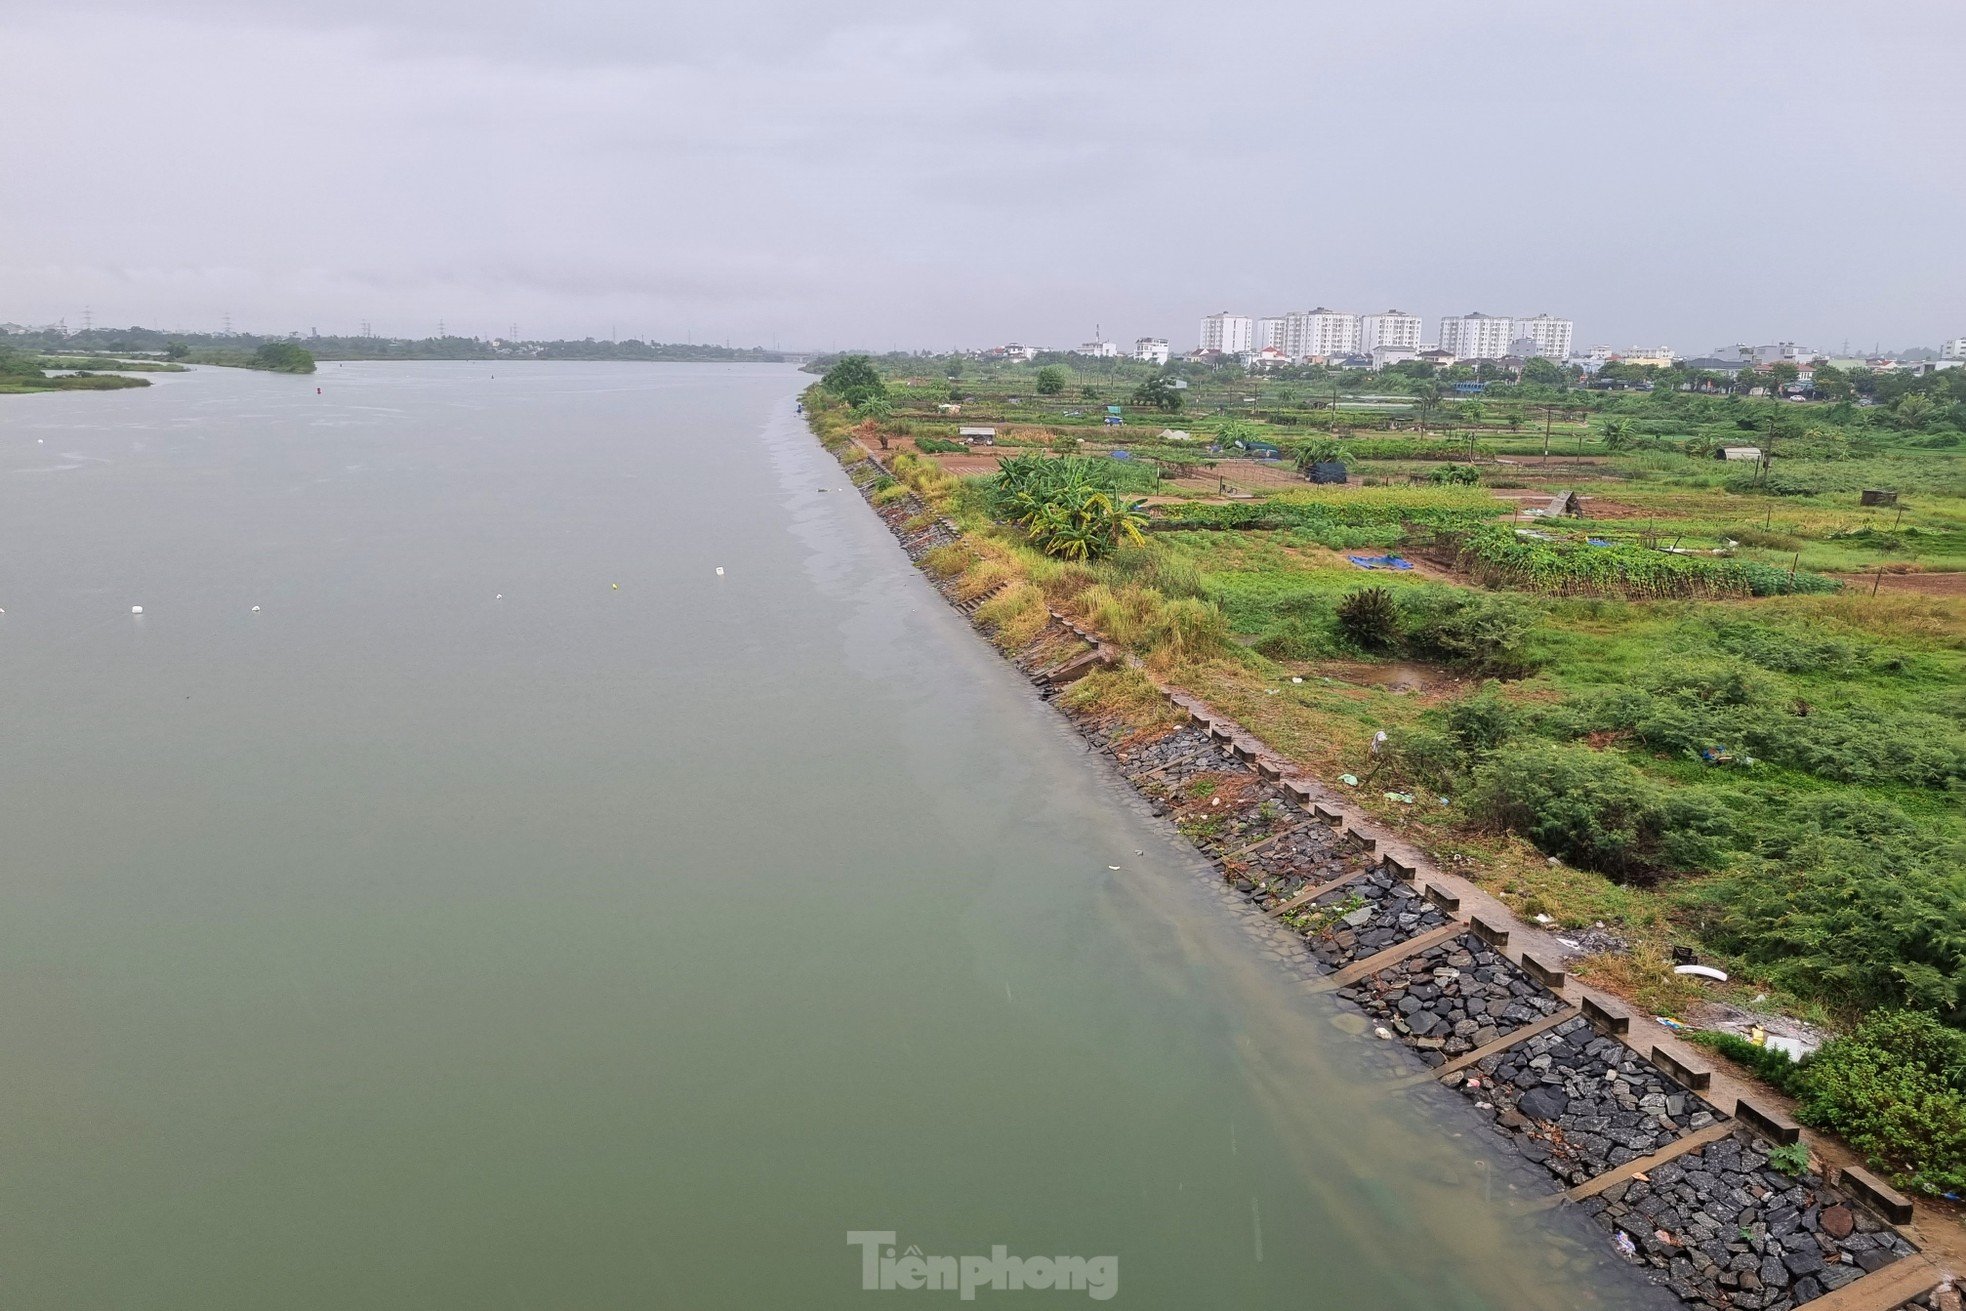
[
  {"left": 1255, "top": 316, "right": 1287, "bottom": 351},
  {"left": 1437, "top": 312, "right": 1518, "bottom": 360},
  {"left": 1938, "top": 337, "right": 1965, "bottom": 361},
  {"left": 1512, "top": 314, "right": 1574, "bottom": 361},
  {"left": 1133, "top": 337, "right": 1170, "bottom": 365},
  {"left": 1282, "top": 308, "right": 1360, "bottom": 360},
  {"left": 1199, "top": 312, "right": 1255, "bottom": 355},
  {"left": 1359, "top": 310, "right": 1423, "bottom": 354}
]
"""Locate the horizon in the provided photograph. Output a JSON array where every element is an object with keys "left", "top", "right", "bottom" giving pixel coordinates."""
[{"left": 3, "top": 1, "right": 1962, "bottom": 353}]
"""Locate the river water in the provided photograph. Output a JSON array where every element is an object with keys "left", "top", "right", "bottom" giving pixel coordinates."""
[{"left": 0, "top": 362, "right": 1665, "bottom": 1308}]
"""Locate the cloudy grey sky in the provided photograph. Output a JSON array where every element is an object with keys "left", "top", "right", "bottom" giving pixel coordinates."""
[{"left": 3, "top": 1, "right": 1961, "bottom": 353}]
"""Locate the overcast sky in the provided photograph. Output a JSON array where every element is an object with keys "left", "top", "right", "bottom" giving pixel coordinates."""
[{"left": 3, "top": 1, "right": 1961, "bottom": 353}]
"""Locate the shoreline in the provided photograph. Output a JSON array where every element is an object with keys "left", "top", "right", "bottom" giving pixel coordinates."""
[{"left": 802, "top": 399, "right": 1956, "bottom": 1311}]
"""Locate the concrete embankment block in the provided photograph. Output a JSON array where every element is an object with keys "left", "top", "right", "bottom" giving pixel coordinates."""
[
  {"left": 1469, "top": 916, "right": 1509, "bottom": 949},
  {"left": 1519, "top": 955, "right": 1566, "bottom": 991},
  {"left": 1733, "top": 1097, "right": 1801, "bottom": 1146},
  {"left": 1837, "top": 1165, "right": 1915, "bottom": 1225},
  {"left": 1650, "top": 1044, "right": 1712, "bottom": 1091},
  {"left": 1580, "top": 994, "right": 1630, "bottom": 1035}
]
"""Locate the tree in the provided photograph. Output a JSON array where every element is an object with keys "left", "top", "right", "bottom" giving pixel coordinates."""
[
  {"left": 1600, "top": 416, "right": 1634, "bottom": 450},
  {"left": 1522, "top": 357, "right": 1569, "bottom": 388},
  {"left": 164, "top": 341, "right": 190, "bottom": 360},
  {"left": 251, "top": 342, "right": 316, "bottom": 373},
  {"left": 1131, "top": 373, "right": 1183, "bottom": 412},
  {"left": 1459, "top": 399, "right": 1486, "bottom": 426},
  {"left": 1034, "top": 365, "right": 1068, "bottom": 395},
  {"left": 821, "top": 354, "right": 886, "bottom": 407}
]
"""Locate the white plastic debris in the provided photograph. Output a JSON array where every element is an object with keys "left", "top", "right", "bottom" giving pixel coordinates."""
[
  {"left": 1290, "top": 676, "right": 1303, "bottom": 683},
  {"left": 1673, "top": 964, "right": 1729, "bottom": 982},
  {"left": 1373, "top": 1026, "right": 1393, "bottom": 1040},
  {"left": 715, "top": 566, "right": 725, "bottom": 576},
  {"left": 251, "top": 606, "right": 260, "bottom": 613},
  {"left": 495, "top": 593, "right": 503, "bottom": 600},
  {"left": 131, "top": 605, "right": 143, "bottom": 615}
]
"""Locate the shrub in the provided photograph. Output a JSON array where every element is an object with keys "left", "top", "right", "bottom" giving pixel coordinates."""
[
  {"left": 1336, "top": 586, "right": 1400, "bottom": 650},
  {"left": 1789, "top": 1012, "right": 1966, "bottom": 1194},
  {"left": 1692, "top": 817, "right": 1966, "bottom": 1018},
  {"left": 1399, "top": 588, "right": 1535, "bottom": 673},
  {"left": 1464, "top": 743, "right": 1733, "bottom": 882}
]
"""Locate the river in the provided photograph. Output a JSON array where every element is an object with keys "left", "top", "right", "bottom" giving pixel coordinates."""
[{"left": 0, "top": 362, "right": 1666, "bottom": 1308}]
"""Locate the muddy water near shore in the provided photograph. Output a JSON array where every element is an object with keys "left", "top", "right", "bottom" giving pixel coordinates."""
[{"left": 0, "top": 363, "right": 1665, "bottom": 1308}]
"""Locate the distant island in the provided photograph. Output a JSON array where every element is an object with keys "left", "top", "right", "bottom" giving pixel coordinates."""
[
  {"left": 0, "top": 324, "right": 793, "bottom": 366},
  {"left": 0, "top": 343, "right": 166, "bottom": 394}
]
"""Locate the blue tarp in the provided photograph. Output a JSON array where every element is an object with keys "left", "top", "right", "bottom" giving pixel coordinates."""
[
  {"left": 1346, "top": 555, "right": 1414, "bottom": 570},
  {"left": 1108, "top": 450, "right": 1132, "bottom": 460},
  {"left": 1587, "top": 537, "right": 1613, "bottom": 546}
]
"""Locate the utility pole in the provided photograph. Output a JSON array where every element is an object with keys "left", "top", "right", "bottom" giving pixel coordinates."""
[{"left": 1541, "top": 404, "right": 1554, "bottom": 463}]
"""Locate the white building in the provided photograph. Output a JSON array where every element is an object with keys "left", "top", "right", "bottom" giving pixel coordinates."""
[
  {"left": 1511, "top": 314, "right": 1574, "bottom": 360},
  {"left": 1199, "top": 312, "right": 1255, "bottom": 355},
  {"left": 1370, "top": 345, "right": 1420, "bottom": 371},
  {"left": 1941, "top": 337, "right": 1966, "bottom": 361},
  {"left": 1075, "top": 339, "right": 1119, "bottom": 358},
  {"left": 1359, "top": 310, "right": 1423, "bottom": 354},
  {"left": 1133, "top": 337, "right": 1170, "bottom": 365},
  {"left": 1437, "top": 312, "right": 1517, "bottom": 360},
  {"left": 1283, "top": 308, "right": 1360, "bottom": 360},
  {"left": 1002, "top": 343, "right": 1039, "bottom": 362},
  {"left": 1255, "top": 316, "right": 1287, "bottom": 351}
]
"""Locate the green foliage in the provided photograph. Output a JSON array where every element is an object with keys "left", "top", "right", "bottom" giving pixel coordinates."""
[
  {"left": 1130, "top": 373, "right": 1183, "bottom": 412},
  {"left": 914, "top": 434, "right": 967, "bottom": 454},
  {"left": 1335, "top": 586, "right": 1400, "bottom": 651},
  {"left": 1464, "top": 743, "right": 1733, "bottom": 882},
  {"left": 1788, "top": 1012, "right": 1966, "bottom": 1193},
  {"left": 1426, "top": 463, "right": 1481, "bottom": 486},
  {"left": 1450, "top": 525, "right": 1840, "bottom": 598},
  {"left": 1398, "top": 587, "right": 1535, "bottom": 673},
  {"left": 250, "top": 341, "right": 316, "bottom": 373},
  {"left": 1688, "top": 1030, "right": 1802, "bottom": 1090},
  {"left": 1693, "top": 805, "right": 1966, "bottom": 1018},
  {"left": 989, "top": 453, "right": 1149, "bottom": 560},
  {"left": 821, "top": 354, "right": 886, "bottom": 407},
  {"left": 1157, "top": 488, "right": 1500, "bottom": 537},
  {"left": 1764, "top": 1142, "right": 1812, "bottom": 1176},
  {"left": 1034, "top": 365, "right": 1067, "bottom": 395}
]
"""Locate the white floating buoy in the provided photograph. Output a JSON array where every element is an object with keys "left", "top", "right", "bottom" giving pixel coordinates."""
[
  {"left": 251, "top": 606, "right": 260, "bottom": 613},
  {"left": 715, "top": 566, "right": 725, "bottom": 576},
  {"left": 495, "top": 593, "right": 503, "bottom": 600},
  {"left": 131, "top": 605, "right": 143, "bottom": 615}
]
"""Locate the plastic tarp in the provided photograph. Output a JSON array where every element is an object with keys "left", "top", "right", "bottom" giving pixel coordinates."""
[{"left": 1346, "top": 555, "right": 1413, "bottom": 570}]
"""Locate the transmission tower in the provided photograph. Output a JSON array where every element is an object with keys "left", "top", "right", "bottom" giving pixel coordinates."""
[{"left": 82, "top": 306, "right": 94, "bottom": 333}]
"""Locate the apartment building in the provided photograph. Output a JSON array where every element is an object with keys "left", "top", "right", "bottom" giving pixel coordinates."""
[
  {"left": 1133, "top": 337, "right": 1170, "bottom": 365},
  {"left": 1512, "top": 313, "right": 1574, "bottom": 361},
  {"left": 1199, "top": 312, "right": 1255, "bottom": 355},
  {"left": 1359, "top": 310, "right": 1423, "bottom": 354},
  {"left": 1282, "top": 308, "right": 1360, "bottom": 360},
  {"left": 1437, "top": 312, "right": 1518, "bottom": 360}
]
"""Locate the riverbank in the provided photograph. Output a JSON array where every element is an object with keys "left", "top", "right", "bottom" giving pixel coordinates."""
[{"left": 802, "top": 391, "right": 1962, "bottom": 1310}]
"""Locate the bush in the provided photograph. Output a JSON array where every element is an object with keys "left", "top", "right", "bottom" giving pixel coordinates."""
[
  {"left": 1693, "top": 813, "right": 1966, "bottom": 1018},
  {"left": 1464, "top": 743, "right": 1733, "bottom": 881},
  {"left": 1336, "top": 586, "right": 1400, "bottom": 650},
  {"left": 1789, "top": 1012, "right": 1966, "bottom": 1194},
  {"left": 1399, "top": 588, "right": 1535, "bottom": 673}
]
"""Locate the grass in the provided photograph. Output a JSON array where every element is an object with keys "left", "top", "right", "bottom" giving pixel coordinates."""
[{"left": 807, "top": 373, "right": 1966, "bottom": 1040}]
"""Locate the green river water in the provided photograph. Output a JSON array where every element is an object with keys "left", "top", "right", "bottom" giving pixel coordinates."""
[{"left": 0, "top": 362, "right": 1668, "bottom": 1308}]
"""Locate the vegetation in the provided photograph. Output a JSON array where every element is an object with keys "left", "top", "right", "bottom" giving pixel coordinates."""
[
  {"left": 799, "top": 347, "right": 1966, "bottom": 1187},
  {"left": 990, "top": 453, "right": 1149, "bottom": 560},
  {"left": 250, "top": 342, "right": 316, "bottom": 373},
  {"left": 1693, "top": 1014, "right": 1966, "bottom": 1193},
  {"left": 0, "top": 344, "right": 151, "bottom": 394}
]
